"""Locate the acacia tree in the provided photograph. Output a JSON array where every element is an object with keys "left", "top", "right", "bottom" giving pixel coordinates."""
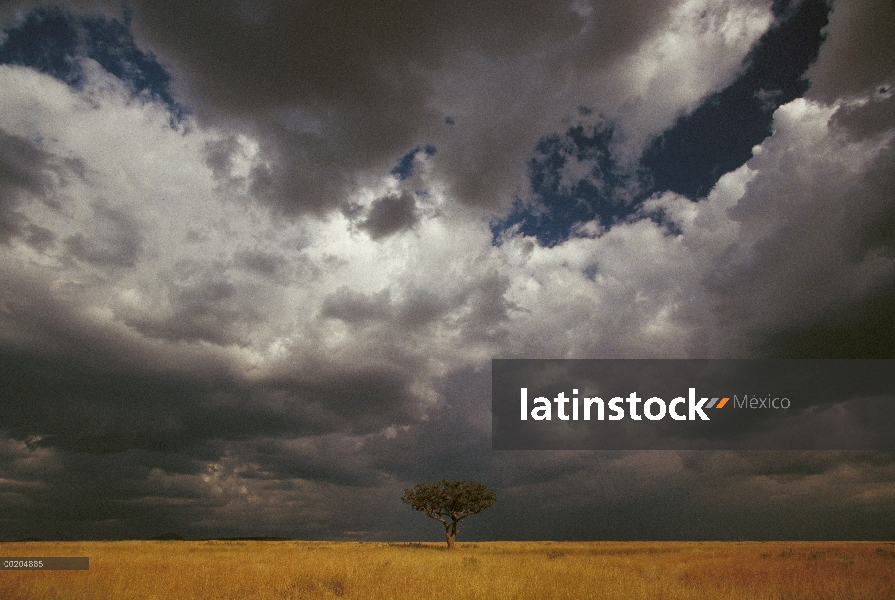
[{"left": 401, "top": 479, "right": 496, "bottom": 549}]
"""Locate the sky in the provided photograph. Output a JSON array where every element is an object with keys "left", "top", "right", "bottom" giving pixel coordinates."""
[{"left": 0, "top": 0, "right": 893, "bottom": 542}]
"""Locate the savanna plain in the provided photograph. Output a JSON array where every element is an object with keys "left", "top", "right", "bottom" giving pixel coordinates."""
[{"left": 1, "top": 540, "right": 893, "bottom": 599}]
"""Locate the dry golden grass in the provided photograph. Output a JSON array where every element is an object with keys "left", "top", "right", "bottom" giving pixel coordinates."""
[{"left": 1, "top": 540, "right": 893, "bottom": 599}]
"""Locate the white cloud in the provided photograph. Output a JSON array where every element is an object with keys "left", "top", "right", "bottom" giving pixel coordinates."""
[
  {"left": 611, "top": 0, "right": 774, "bottom": 159},
  {"left": 3, "top": 42, "right": 894, "bottom": 396}
]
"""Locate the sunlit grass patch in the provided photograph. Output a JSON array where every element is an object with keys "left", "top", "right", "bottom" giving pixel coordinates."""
[{"left": 0, "top": 540, "right": 892, "bottom": 599}]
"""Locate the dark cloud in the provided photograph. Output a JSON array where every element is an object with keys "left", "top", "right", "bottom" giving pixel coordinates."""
[
  {"left": 119, "top": 261, "right": 266, "bottom": 347},
  {"left": 1, "top": 347, "right": 894, "bottom": 541},
  {"left": 63, "top": 201, "right": 144, "bottom": 268},
  {"left": 244, "top": 434, "right": 390, "bottom": 487},
  {"left": 458, "top": 270, "right": 515, "bottom": 343},
  {"left": 680, "top": 96, "right": 895, "bottom": 359},
  {"left": 261, "top": 369, "right": 422, "bottom": 431},
  {"left": 830, "top": 93, "right": 895, "bottom": 140},
  {"left": 203, "top": 135, "right": 242, "bottom": 182},
  {"left": 114, "top": 0, "right": 694, "bottom": 214},
  {"left": 759, "top": 278, "right": 895, "bottom": 358},
  {"left": 0, "top": 131, "right": 54, "bottom": 196},
  {"left": 0, "top": 243, "right": 428, "bottom": 454},
  {"left": 0, "top": 130, "right": 80, "bottom": 245},
  {"left": 364, "top": 367, "right": 495, "bottom": 484},
  {"left": 358, "top": 191, "right": 419, "bottom": 240},
  {"left": 0, "top": 347, "right": 217, "bottom": 454},
  {"left": 806, "top": 0, "right": 895, "bottom": 102},
  {"left": 320, "top": 273, "right": 515, "bottom": 340},
  {"left": 394, "top": 288, "right": 445, "bottom": 329},
  {"left": 782, "top": 152, "right": 893, "bottom": 354},
  {"left": 320, "top": 286, "right": 450, "bottom": 331},
  {"left": 125, "top": 0, "right": 445, "bottom": 215},
  {"left": 234, "top": 250, "right": 285, "bottom": 277},
  {"left": 320, "top": 288, "right": 392, "bottom": 324},
  {"left": 0, "top": 336, "right": 421, "bottom": 460}
]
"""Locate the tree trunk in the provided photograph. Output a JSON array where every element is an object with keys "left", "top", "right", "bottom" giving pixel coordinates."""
[{"left": 444, "top": 522, "right": 457, "bottom": 550}]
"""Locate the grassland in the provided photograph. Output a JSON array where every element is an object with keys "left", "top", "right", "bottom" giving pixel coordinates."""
[{"left": 1, "top": 540, "right": 893, "bottom": 599}]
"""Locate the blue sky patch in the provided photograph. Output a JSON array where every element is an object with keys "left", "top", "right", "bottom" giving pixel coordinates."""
[
  {"left": 494, "top": 0, "right": 830, "bottom": 247},
  {"left": 491, "top": 123, "right": 635, "bottom": 247},
  {"left": 390, "top": 145, "right": 437, "bottom": 180},
  {"left": 0, "top": 6, "right": 184, "bottom": 119},
  {"left": 640, "top": 0, "right": 829, "bottom": 199}
]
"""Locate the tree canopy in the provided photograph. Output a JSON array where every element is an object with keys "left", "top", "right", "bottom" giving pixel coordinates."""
[{"left": 401, "top": 479, "right": 496, "bottom": 549}]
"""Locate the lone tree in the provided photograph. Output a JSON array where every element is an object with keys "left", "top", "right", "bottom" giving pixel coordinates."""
[{"left": 401, "top": 479, "right": 496, "bottom": 549}]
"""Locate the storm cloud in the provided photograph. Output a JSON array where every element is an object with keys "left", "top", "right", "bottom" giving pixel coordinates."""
[{"left": 0, "top": 0, "right": 893, "bottom": 542}]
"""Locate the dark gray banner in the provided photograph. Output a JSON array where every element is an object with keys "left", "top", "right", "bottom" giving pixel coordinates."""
[
  {"left": 1, "top": 557, "right": 89, "bottom": 570},
  {"left": 492, "top": 359, "right": 895, "bottom": 450}
]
